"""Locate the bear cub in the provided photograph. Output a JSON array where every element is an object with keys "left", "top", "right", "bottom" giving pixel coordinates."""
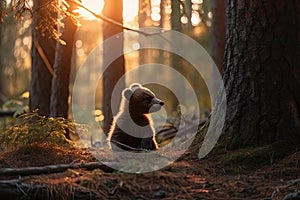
[{"left": 107, "top": 83, "right": 164, "bottom": 151}]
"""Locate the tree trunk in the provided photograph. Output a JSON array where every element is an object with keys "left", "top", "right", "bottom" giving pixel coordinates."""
[
  {"left": 210, "top": 0, "right": 226, "bottom": 74},
  {"left": 29, "top": 0, "right": 56, "bottom": 116},
  {"left": 0, "top": 10, "right": 2, "bottom": 98},
  {"left": 102, "top": 0, "right": 125, "bottom": 134},
  {"left": 223, "top": 0, "right": 300, "bottom": 150},
  {"left": 185, "top": 0, "right": 192, "bottom": 29},
  {"left": 169, "top": 0, "right": 184, "bottom": 114},
  {"left": 171, "top": 0, "right": 181, "bottom": 30},
  {"left": 50, "top": 7, "right": 77, "bottom": 118}
]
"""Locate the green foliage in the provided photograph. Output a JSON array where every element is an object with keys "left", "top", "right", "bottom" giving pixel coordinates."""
[
  {"left": 0, "top": 112, "right": 76, "bottom": 147},
  {"left": 2, "top": 99, "right": 29, "bottom": 117}
]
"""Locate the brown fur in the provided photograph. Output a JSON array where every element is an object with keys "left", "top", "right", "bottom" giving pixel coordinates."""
[{"left": 107, "top": 83, "right": 164, "bottom": 151}]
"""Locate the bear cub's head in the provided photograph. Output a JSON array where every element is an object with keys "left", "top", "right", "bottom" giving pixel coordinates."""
[{"left": 123, "top": 83, "right": 164, "bottom": 115}]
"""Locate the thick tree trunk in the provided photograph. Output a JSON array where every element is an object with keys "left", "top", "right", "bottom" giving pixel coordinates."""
[
  {"left": 50, "top": 11, "right": 77, "bottom": 118},
  {"left": 0, "top": 15, "right": 2, "bottom": 98},
  {"left": 29, "top": 0, "right": 56, "bottom": 116},
  {"left": 223, "top": 0, "right": 300, "bottom": 149},
  {"left": 210, "top": 0, "right": 226, "bottom": 74},
  {"left": 102, "top": 0, "right": 125, "bottom": 134}
]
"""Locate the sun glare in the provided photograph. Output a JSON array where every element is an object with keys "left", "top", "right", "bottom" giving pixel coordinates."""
[
  {"left": 76, "top": 0, "right": 104, "bottom": 20},
  {"left": 77, "top": 0, "right": 138, "bottom": 22},
  {"left": 123, "top": 0, "right": 139, "bottom": 22}
]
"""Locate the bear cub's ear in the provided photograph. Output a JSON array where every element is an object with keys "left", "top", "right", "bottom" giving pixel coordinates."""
[
  {"left": 123, "top": 83, "right": 142, "bottom": 100},
  {"left": 123, "top": 88, "right": 133, "bottom": 100},
  {"left": 129, "top": 83, "right": 142, "bottom": 90}
]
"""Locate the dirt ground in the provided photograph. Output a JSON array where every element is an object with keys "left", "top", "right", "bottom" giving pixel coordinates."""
[{"left": 0, "top": 142, "right": 299, "bottom": 199}]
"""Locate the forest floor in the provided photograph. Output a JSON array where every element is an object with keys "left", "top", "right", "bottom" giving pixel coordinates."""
[{"left": 0, "top": 142, "right": 299, "bottom": 200}]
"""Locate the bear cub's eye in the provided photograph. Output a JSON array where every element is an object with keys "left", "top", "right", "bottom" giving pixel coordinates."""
[{"left": 144, "top": 97, "right": 153, "bottom": 104}]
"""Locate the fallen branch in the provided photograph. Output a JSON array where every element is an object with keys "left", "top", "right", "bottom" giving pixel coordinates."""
[
  {"left": 280, "top": 178, "right": 300, "bottom": 189},
  {"left": 0, "top": 162, "right": 114, "bottom": 177},
  {"left": 0, "top": 110, "right": 15, "bottom": 117}
]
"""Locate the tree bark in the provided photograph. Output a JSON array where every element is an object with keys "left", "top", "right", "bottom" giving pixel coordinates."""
[
  {"left": 0, "top": 12, "right": 2, "bottom": 98},
  {"left": 210, "top": 0, "right": 226, "bottom": 74},
  {"left": 223, "top": 0, "right": 300, "bottom": 149},
  {"left": 29, "top": 0, "right": 56, "bottom": 116},
  {"left": 102, "top": 0, "right": 125, "bottom": 134},
  {"left": 50, "top": 6, "right": 77, "bottom": 118}
]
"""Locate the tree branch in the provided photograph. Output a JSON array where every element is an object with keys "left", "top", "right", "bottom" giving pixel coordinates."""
[
  {"left": 0, "top": 162, "right": 114, "bottom": 177},
  {"left": 34, "top": 0, "right": 165, "bottom": 36},
  {"left": 72, "top": 0, "right": 153, "bottom": 36},
  {"left": 33, "top": 39, "right": 54, "bottom": 76},
  {"left": 0, "top": 110, "right": 15, "bottom": 116}
]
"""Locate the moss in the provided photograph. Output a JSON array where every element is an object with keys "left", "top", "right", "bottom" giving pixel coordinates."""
[
  {"left": 270, "top": 140, "right": 298, "bottom": 157},
  {"left": 221, "top": 145, "right": 271, "bottom": 173},
  {"left": 220, "top": 140, "right": 298, "bottom": 174}
]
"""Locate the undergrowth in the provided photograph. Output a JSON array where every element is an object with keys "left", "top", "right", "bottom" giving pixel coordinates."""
[{"left": 0, "top": 112, "right": 77, "bottom": 147}]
